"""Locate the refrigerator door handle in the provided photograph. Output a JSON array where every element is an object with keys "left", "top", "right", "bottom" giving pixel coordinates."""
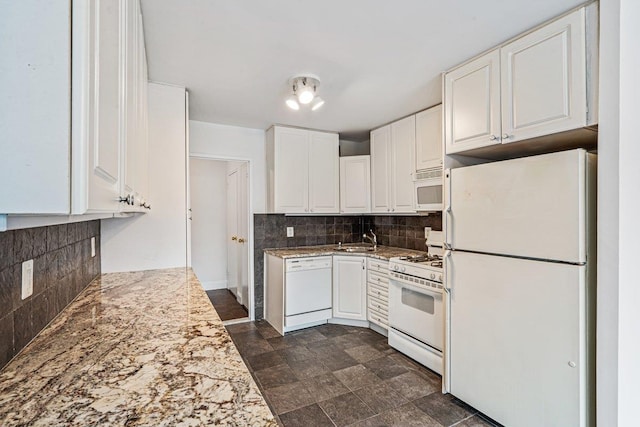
[
  {"left": 444, "top": 250, "right": 452, "bottom": 290},
  {"left": 444, "top": 169, "right": 452, "bottom": 247}
]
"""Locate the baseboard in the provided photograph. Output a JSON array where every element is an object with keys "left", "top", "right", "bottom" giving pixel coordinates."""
[{"left": 200, "top": 280, "right": 228, "bottom": 291}]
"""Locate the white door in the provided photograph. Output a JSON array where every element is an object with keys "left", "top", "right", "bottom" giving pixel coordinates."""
[
  {"left": 308, "top": 131, "right": 339, "bottom": 213},
  {"left": 391, "top": 115, "right": 416, "bottom": 213},
  {"left": 370, "top": 125, "right": 391, "bottom": 213},
  {"left": 448, "top": 251, "right": 587, "bottom": 427},
  {"left": 88, "top": 0, "right": 123, "bottom": 212},
  {"left": 332, "top": 256, "right": 367, "bottom": 321},
  {"left": 415, "top": 105, "right": 443, "bottom": 171},
  {"left": 226, "top": 169, "right": 239, "bottom": 298},
  {"left": 447, "top": 149, "right": 587, "bottom": 263},
  {"left": 501, "top": 8, "right": 586, "bottom": 144},
  {"left": 237, "top": 162, "right": 249, "bottom": 306},
  {"left": 340, "top": 156, "right": 371, "bottom": 213},
  {"left": 444, "top": 49, "right": 501, "bottom": 155},
  {"left": 274, "top": 127, "right": 309, "bottom": 213}
]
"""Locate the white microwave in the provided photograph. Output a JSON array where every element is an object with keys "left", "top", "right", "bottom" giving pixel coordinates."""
[{"left": 414, "top": 169, "right": 443, "bottom": 212}]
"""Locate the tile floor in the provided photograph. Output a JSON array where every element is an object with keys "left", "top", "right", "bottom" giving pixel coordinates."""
[
  {"left": 206, "top": 289, "right": 248, "bottom": 321},
  {"left": 226, "top": 321, "right": 502, "bottom": 427}
]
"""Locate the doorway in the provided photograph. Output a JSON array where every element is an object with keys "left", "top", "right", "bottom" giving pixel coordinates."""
[{"left": 188, "top": 157, "right": 252, "bottom": 322}]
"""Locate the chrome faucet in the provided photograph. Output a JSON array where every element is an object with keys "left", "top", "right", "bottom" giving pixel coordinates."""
[{"left": 363, "top": 229, "right": 377, "bottom": 250}]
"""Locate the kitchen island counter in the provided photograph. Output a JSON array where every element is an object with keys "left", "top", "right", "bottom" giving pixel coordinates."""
[
  {"left": 264, "top": 244, "right": 427, "bottom": 260},
  {"left": 0, "top": 268, "right": 275, "bottom": 426}
]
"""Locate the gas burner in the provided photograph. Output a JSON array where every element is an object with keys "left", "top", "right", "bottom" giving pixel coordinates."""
[{"left": 398, "top": 254, "right": 442, "bottom": 264}]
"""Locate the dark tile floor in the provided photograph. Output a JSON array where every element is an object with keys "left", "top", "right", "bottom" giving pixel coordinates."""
[
  {"left": 206, "top": 289, "right": 248, "bottom": 321},
  {"left": 226, "top": 321, "right": 502, "bottom": 427}
]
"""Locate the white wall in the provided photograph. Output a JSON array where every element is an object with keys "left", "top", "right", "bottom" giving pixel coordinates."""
[
  {"left": 189, "top": 158, "right": 228, "bottom": 289},
  {"left": 101, "top": 83, "right": 187, "bottom": 273},
  {"left": 597, "top": 0, "right": 640, "bottom": 424},
  {"left": 189, "top": 121, "right": 266, "bottom": 212}
]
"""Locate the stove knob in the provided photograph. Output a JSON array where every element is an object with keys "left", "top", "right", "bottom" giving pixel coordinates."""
[
  {"left": 430, "top": 273, "right": 435, "bottom": 280},
  {"left": 438, "top": 274, "right": 443, "bottom": 282},
  {"left": 401, "top": 267, "right": 406, "bottom": 273},
  {"left": 393, "top": 265, "right": 399, "bottom": 271}
]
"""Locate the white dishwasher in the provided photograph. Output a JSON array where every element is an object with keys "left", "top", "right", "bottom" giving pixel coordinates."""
[{"left": 285, "top": 256, "right": 333, "bottom": 329}]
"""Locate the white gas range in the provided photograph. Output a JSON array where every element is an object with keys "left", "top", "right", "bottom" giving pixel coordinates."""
[{"left": 388, "top": 231, "right": 445, "bottom": 375}]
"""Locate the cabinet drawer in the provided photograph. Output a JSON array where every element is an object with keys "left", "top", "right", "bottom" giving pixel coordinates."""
[
  {"left": 367, "top": 271, "right": 389, "bottom": 287},
  {"left": 368, "top": 294, "right": 388, "bottom": 315},
  {"left": 368, "top": 308, "right": 388, "bottom": 328},
  {"left": 367, "top": 259, "right": 389, "bottom": 274},
  {"left": 367, "top": 282, "right": 388, "bottom": 302}
]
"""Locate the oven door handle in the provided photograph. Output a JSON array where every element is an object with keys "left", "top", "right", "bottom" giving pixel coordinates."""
[{"left": 389, "top": 277, "right": 443, "bottom": 298}]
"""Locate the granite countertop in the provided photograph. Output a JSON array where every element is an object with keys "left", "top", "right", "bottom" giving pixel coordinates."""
[
  {"left": 264, "top": 244, "right": 427, "bottom": 260},
  {"left": 0, "top": 268, "right": 276, "bottom": 426}
]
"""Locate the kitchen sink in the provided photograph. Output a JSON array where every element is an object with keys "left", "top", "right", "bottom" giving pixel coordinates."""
[{"left": 334, "top": 246, "right": 376, "bottom": 253}]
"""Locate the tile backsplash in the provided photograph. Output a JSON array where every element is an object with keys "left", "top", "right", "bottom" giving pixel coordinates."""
[
  {"left": 0, "top": 221, "right": 101, "bottom": 370},
  {"left": 253, "top": 213, "right": 441, "bottom": 319}
]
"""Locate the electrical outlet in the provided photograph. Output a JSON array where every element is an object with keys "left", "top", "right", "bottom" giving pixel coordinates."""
[
  {"left": 91, "top": 237, "right": 96, "bottom": 257},
  {"left": 21, "top": 259, "right": 33, "bottom": 300},
  {"left": 424, "top": 227, "right": 432, "bottom": 238},
  {"left": 286, "top": 227, "right": 294, "bottom": 237}
]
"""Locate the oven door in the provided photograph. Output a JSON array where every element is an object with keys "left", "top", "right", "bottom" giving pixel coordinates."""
[
  {"left": 415, "top": 178, "right": 443, "bottom": 211},
  {"left": 389, "top": 278, "right": 444, "bottom": 351}
]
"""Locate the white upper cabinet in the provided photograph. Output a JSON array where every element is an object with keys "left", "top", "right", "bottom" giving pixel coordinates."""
[
  {"left": 444, "top": 6, "right": 597, "bottom": 156},
  {"left": 391, "top": 115, "right": 416, "bottom": 213},
  {"left": 340, "top": 156, "right": 371, "bottom": 213},
  {"left": 445, "top": 50, "right": 501, "bottom": 154},
  {"left": 415, "top": 105, "right": 443, "bottom": 172},
  {"left": 86, "top": 0, "right": 124, "bottom": 213},
  {"left": 371, "top": 116, "right": 416, "bottom": 214},
  {"left": 1, "top": 0, "right": 149, "bottom": 217},
  {"left": 500, "top": 9, "right": 586, "bottom": 143},
  {"left": 370, "top": 126, "right": 392, "bottom": 213},
  {"left": 267, "top": 126, "right": 339, "bottom": 214},
  {"left": 309, "top": 131, "right": 340, "bottom": 213}
]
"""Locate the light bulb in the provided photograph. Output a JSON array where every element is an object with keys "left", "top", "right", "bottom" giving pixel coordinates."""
[
  {"left": 285, "top": 95, "right": 299, "bottom": 110},
  {"left": 298, "top": 88, "right": 314, "bottom": 104},
  {"left": 311, "top": 97, "right": 325, "bottom": 111}
]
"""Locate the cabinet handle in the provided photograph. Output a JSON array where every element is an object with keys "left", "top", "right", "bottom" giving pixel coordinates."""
[
  {"left": 489, "top": 135, "right": 498, "bottom": 141},
  {"left": 238, "top": 238, "right": 245, "bottom": 243},
  {"left": 119, "top": 195, "right": 133, "bottom": 205},
  {"left": 231, "top": 236, "right": 238, "bottom": 241},
  {"left": 502, "top": 134, "right": 512, "bottom": 140}
]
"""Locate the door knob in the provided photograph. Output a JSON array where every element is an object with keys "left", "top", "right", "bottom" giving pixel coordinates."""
[{"left": 231, "top": 236, "right": 238, "bottom": 241}]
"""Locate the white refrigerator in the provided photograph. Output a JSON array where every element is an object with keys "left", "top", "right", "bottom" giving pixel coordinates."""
[{"left": 443, "top": 149, "right": 596, "bottom": 427}]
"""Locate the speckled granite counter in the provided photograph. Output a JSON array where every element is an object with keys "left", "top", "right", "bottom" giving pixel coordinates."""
[
  {"left": 264, "top": 244, "right": 426, "bottom": 260},
  {"left": 0, "top": 268, "right": 276, "bottom": 426}
]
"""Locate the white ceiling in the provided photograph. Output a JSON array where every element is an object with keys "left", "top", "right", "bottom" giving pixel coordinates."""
[{"left": 141, "top": 0, "right": 586, "bottom": 141}]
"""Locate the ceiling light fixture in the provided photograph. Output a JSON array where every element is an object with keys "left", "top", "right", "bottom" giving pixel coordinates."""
[{"left": 286, "top": 75, "right": 324, "bottom": 111}]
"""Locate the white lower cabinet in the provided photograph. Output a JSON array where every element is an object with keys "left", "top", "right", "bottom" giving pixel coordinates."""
[
  {"left": 332, "top": 256, "right": 367, "bottom": 321},
  {"left": 367, "top": 258, "right": 390, "bottom": 330}
]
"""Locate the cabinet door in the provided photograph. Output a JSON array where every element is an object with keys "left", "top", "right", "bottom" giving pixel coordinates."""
[
  {"left": 87, "top": 0, "right": 123, "bottom": 212},
  {"left": 415, "top": 105, "right": 443, "bottom": 171},
  {"left": 391, "top": 115, "right": 416, "bottom": 213},
  {"left": 122, "top": 0, "right": 138, "bottom": 208},
  {"left": 501, "top": 9, "right": 586, "bottom": 143},
  {"left": 135, "top": 6, "right": 149, "bottom": 205},
  {"left": 370, "top": 125, "right": 391, "bottom": 213},
  {"left": 340, "top": 156, "right": 371, "bottom": 213},
  {"left": 309, "top": 131, "right": 339, "bottom": 213},
  {"left": 274, "top": 127, "right": 309, "bottom": 213},
  {"left": 333, "top": 256, "right": 367, "bottom": 321},
  {"left": 444, "top": 49, "right": 501, "bottom": 154}
]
